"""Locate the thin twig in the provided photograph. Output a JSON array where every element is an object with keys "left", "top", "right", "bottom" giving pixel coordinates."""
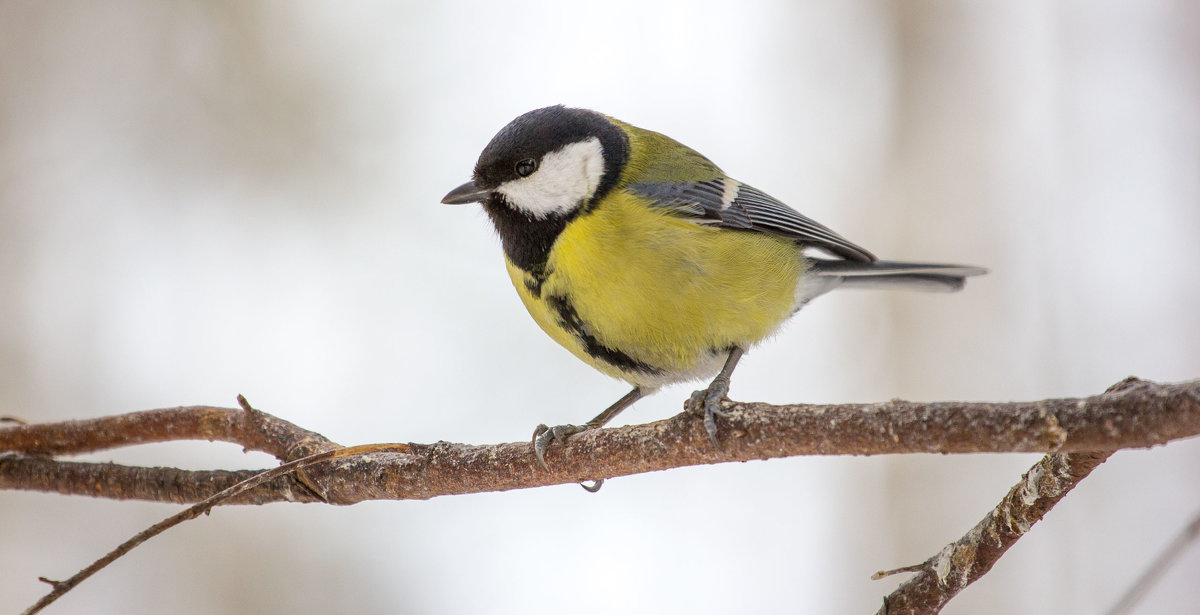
[
  {"left": 1105, "top": 508, "right": 1200, "bottom": 615},
  {"left": 20, "top": 442, "right": 411, "bottom": 615},
  {"left": 873, "top": 563, "right": 926, "bottom": 580}
]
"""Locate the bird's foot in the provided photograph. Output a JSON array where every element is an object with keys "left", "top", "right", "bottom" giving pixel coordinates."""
[
  {"left": 531, "top": 423, "right": 606, "bottom": 492},
  {"left": 531, "top": 423, "right": 589, "bottom": 471},
  {"left": 688, "top": 376, "right": 731, "bottom": 449}
]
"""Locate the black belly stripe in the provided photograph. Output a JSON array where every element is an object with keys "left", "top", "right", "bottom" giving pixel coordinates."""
[
  {"left": 545, "top": 294, "right": 663, "bottom": 375},
  {"left": 522, "top": 265, "right": 548, "bottom": 297}
]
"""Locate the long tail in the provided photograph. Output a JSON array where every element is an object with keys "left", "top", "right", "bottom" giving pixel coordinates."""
[
  {"left": 796, "top": 259, "right": 986, "bottom": 306},
  {"left": 809, "top": 260, "right": 987, "bottom": 293}
]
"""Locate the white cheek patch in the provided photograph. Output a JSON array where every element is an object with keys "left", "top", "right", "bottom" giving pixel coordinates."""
[{"left": 496, "top": 137, "right": 605, "bottom": 218}]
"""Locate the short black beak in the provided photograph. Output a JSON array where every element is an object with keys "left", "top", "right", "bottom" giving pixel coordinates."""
[{"left": 441, "top": 180, "right": 492, "bottom": 205}]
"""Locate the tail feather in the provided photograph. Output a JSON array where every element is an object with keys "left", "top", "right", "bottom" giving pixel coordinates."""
[{"left": 808, "top": 259, "right": 987, "bottom": 294}]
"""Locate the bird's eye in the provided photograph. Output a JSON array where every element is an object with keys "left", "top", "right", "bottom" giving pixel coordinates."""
[{"left": 515, "top": 159, "right": 537, "bottom": 177}]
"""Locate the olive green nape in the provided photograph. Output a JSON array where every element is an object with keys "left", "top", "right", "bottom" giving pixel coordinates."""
[{"left": 607, "top": 118, "right": 723, "bottom": 185}]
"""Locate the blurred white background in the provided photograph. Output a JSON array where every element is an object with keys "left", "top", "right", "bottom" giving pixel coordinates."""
[{"left": 2, "top": 1, "right": 1198, "bottom": 614}]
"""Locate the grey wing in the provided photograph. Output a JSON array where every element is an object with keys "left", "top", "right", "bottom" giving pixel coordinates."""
[{"left": 629, "top": 178, "right": 876, "bottom": 262}]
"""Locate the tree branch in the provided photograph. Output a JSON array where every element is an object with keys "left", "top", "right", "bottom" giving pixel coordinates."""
[
  {"left": 0, "top": 457, "right": 325, "bottom": 505},
  {"left": 1, "top": 397, "right": 338, "bottom": 461},
  {"left": 876, "top": 450, "right": 1113, "bottom": 614},
  {"left": 2, "top": 377, "right": 1196, "bottom": 504},
  {"left": 871, "top": 377, "right": 1159, "bottom": 613},
  {"left": 4, "top": 377, "right": 1198, "bottom": 615}
]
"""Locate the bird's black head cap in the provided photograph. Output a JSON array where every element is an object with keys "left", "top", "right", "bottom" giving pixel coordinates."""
[{"left": 472, "top": 105, "right": 630, "bottom": 204}]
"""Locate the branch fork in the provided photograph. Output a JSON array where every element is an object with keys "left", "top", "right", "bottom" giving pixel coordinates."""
[{"left": 3, "top": 377, "right": 1198, "bottom": 614}]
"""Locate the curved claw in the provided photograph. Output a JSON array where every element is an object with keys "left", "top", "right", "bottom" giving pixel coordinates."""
[
  {"left": 532, "top": 424, "right": 551, "bottom": 471},
  {"left": 703, "top": 401, "right": 725, "bottom": 449},
  {"left": 580, "top": 479, "right": 605, "bottom": 492},
  {"left": 531, "top": 423, "right": 587, "bottom": 471},
  {"left": 692, "top": 376, "right": 731, "bottom": 449}
]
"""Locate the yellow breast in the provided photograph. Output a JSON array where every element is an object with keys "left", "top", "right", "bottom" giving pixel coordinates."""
[{"left": 507, "top": 192, "right": 804, "bottom": 386}]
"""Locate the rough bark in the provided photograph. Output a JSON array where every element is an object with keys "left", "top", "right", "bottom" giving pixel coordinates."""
[
  {"left": 5, "top": 377, "right": 1198, "bottom": 615},
  {"left": 2, "top": 377, "right": 1195, "bottom": 504}
]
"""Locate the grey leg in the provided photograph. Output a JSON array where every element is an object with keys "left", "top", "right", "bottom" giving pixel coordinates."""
[
  {"left": 532, "top": 386, "right": 650, "bottom": 472},
  {"left": 691, "top": 346, "right": 745, "bottom": 448}
]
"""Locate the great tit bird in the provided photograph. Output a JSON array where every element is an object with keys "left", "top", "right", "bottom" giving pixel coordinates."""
[{"left": 443, "top": 105, "right": 984, "bottom": 470}]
